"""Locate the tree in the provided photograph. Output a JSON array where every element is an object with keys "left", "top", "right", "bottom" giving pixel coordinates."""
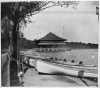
[
  {"left": 1, "top": 17, "right": 13, "bottom": 49},
  {"left": 1, "top": 1, "right": 79, "bottom": 71}
]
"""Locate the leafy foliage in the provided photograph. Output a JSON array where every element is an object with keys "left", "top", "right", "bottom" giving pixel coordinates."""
[
  {"left": 1, "top": 17, "right": 13, "bottom": 49},
  {"left": 1, "top": 2, "right": 39, "bottom": 20},
  {"left": 19, "top": 38, "right": 38, "bottom": 49},
  {"left": 1, "top": 1, "right": 79, "bottom": 25}
]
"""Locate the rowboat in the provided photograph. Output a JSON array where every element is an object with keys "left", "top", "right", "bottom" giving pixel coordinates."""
[
  {"left": 71, "top": 64, "right": 96, "bottom": 67},
  {"left": 36, "top": 60, "right": 98, "bottom": 78}
]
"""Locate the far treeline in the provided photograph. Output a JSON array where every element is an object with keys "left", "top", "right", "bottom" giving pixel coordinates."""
[
  {"left": 1, "top": 38, "right": 98, "bottom": 50},
  {"left": 19, "top": 38, "right": 98, "bottom": 49},
  {"left": 66, "top": 42, "right": 98, "bottom": 49}
]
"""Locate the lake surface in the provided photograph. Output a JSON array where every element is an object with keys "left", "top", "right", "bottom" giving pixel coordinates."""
[{"left": 38, "top": 49, "right": 98, "bottom": 67}]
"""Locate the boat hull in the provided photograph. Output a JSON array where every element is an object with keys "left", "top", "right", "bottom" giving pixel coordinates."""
[{"left": 36, "top": 60, "right": 98, "bottom": 78}]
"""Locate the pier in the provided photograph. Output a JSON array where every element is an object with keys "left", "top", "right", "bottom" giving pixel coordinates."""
[{"left": 34, "top": 48, "right": 71, "bottom": 52}]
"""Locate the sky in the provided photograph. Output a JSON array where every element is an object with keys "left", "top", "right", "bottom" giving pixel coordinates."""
[{"left": 23, "top": 1, "right": 99, "bottom": 44}]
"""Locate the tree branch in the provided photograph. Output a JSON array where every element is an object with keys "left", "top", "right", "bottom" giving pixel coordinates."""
[
  {"left": 39, "top": 1, "right": 51, "bottom": 9},
  {"left": 25, "top": 1, "right": 79, "bottom": 17},
  {"left": 25, "top": 4, "right": 59, "bottom": 17}
]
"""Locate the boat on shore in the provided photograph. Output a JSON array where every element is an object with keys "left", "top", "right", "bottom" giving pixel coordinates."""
[{"left": 36, "top": 60, "right": 98, "bottom": 79}]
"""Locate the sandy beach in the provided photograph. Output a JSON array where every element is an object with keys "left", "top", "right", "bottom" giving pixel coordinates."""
[{"left": 22, "top": 67, "right": 97, "bottom": 87}]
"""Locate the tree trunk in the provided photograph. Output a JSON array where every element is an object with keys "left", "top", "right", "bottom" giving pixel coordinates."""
[
  {"left": 10, "top": 20, "right": 21, "bottom": 86},
  {"left": 11, "top": 21, "right": 19, "bottom": 71}
]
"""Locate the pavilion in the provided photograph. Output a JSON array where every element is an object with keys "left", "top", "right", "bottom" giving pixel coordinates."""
[{"left": 35, "top": 32, "right": 71, "bottom": 51}]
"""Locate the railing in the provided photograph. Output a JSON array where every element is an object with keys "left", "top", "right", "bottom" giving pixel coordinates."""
[{"left": 1, "top": 52, "right": 10, "bottom": 86}]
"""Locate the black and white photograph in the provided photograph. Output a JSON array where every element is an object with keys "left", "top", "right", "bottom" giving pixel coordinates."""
[{"left": 1, "top": 1, "right": 99, "bottom": 87}]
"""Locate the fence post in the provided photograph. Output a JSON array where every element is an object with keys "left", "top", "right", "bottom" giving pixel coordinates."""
[
  {"left": 22, "top": 56, "right": 24, "bottom": 73},
  {"left": 7, "top": 54, "right": 10, "bottom": 86}
]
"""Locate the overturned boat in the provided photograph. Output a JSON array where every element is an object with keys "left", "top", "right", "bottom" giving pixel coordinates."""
[{"left": 36, "top": 60, "right": 98, "bottom": 79}]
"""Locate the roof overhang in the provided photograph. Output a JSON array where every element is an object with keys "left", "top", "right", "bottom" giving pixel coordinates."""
[
  {"left": 38, "top": 43, "right": 66, "bottom": 45},
  {"left": 38, "top": 32, "right": 66, "bottom": 41}
]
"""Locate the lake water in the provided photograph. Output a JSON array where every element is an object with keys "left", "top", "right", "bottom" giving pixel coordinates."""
[{"left": 38, "top": 49, "right": 98, "bottom": 67}]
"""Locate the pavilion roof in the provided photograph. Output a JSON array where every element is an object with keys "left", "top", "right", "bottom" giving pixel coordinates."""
[{"left": 38, "top": 32, "right": 66, "bottom": 41}]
